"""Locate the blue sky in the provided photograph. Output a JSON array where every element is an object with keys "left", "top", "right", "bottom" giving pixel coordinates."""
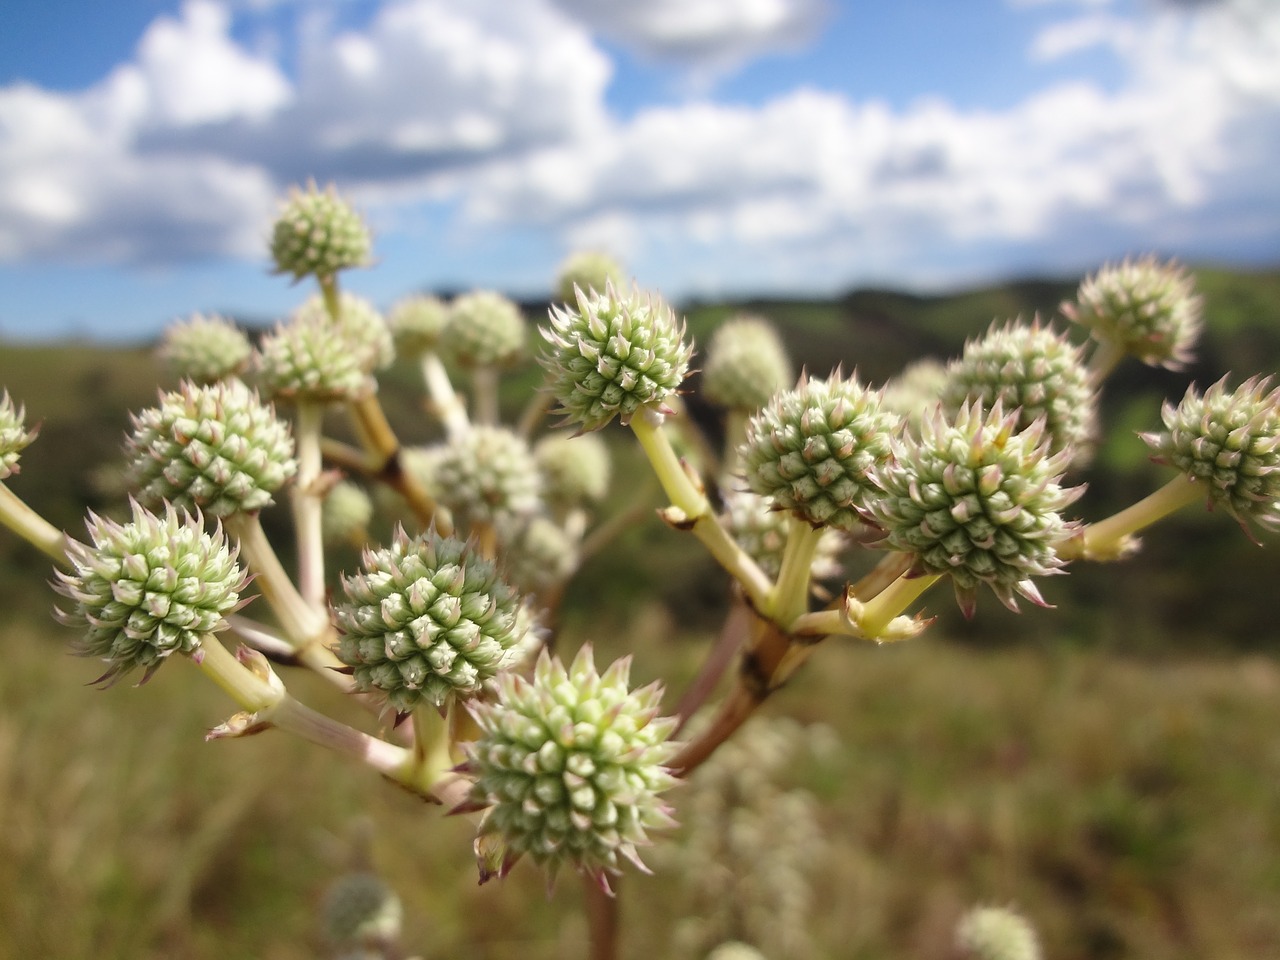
[{"left": 0, "top": 0, "right": 1277, "bottom": 340}]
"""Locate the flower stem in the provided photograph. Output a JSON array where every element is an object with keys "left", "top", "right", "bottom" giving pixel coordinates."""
[
  {"left": 1068, "top": 474, "right": 1208, "bottom": 561},
  {"left": 420, "top": 352, "right": 469, "bottom": 439},
  {"left": 584, "top": 873, "right": 621, "bottom": 959},
  {"left": 318, "top": 273, "right": 342, "bottom": 323},
  {"left": 0, "top": 482, "right": 69, "bottom": 565},
  {"left": 768, "top": 517, "right": 822, "bottom": 626},
  {"left": 672, "top": 597, "right": 752, "bottom": 735},
  {"left": 291, "top": 401, "right": 326, "bottom": 608},
  {"left": 471, "top": 365, "right": 500, "bottom": 425},
  {"left": 1087, "top": 338, "right": 1126, "bottom": 387},
  {"left": 192, "top": 634, "right": 283, "bottom": 712},
  {"left": 858, "top": 572, "right": 941, "bottom": 638}
]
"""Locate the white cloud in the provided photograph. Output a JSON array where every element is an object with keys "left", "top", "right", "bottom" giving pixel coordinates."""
[
  {"left": 547, "top": 0, "right": 827, "bottom": 72},
  {"left": 1029, "top": 12, "right": 1134, "bottom": 60}
]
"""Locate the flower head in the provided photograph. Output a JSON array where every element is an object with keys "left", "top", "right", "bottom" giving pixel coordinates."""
[
  {"left": 541, "top": 281, "right": 693, "bottom": 432},
  {"left": 535, "top": 431, "right": 611, "bottom": 507},
  {"left": 1062, "top": 256, "right": 1202, "bottom": 369},
  {"left": 333, "top": 528, "right": 526, "bottom": 711},
  {"left": 429, "top": 426, "right": 542, "bottom": 528},
  {"left": 54, "top": 501, "right": 247, "bottom": 684},
  {"left": 942, "top": 318, "right": 1096, "bottom": 461},
  {"left": 1141, "top": 375, "right": 1280, "bottom": 534},
  {"left": 701, "top": 314, "right": 793, "bottom": 412},
  {"left": 270, "top": 182, "right": 371, "bottom": 281},
  {"left": 125, "top": 380, "right": 297, "bottom": 517},
  {"left": 322, "top": 480, "right": 374, "bottom": 547},
  {"left": 868, "top": 401, "right": 1083, "bottom": 616},
  {"left": 740, "top": 372, "right": 900, "bottom": 532},
  {"left": 387, "top": 294, "right": 449, "bottom": 358},
  {"left": 0, "top": 392, "right": 36, "bottom": 480},
  {"left": 444, "top": 290, "right": 526, "bottom": 368},
  {"left": 555, "top": 250, "right": 625, "bottom": 304},
  {"left": 157, "top": 314, "right": 252, "bottom": 384},
  {"left": 956, "top": 906, "right": 1041, "bottom": 960},
  {"left": 464, "top": 646, "right": 679, "bottom": 889},
  {"left": 294, "top": 292, "right": 394, "bottom": 373}
]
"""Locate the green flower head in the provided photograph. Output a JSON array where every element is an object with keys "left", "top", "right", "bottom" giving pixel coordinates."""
[
  {"left": 0, "top": 392, "right": 36, "bottom": 480},
  {"left": 701, "top": 314, "right": 793, "bottom": 412},
  {"left": 429, "top": 426, "right": 542, "bottom": 529},
  {"left": 387, "top": 293, "right": 449, "bottom": 358},
  {"left": 54, "top": 500, "right": 247, "bottom": 684},
  {"left": 444, "top": 290, "right": 526, "bottom": 369},
  {"left": 270, "top": 181, "right": 371, "bottom": 281},
  {"left": 157, "top": 314, "right": 252, "bottom": 385},
  {"left": 554, "top": 250, "right": 626, "bottom": 304}
]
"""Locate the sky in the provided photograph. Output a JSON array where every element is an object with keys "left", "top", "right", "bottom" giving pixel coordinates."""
[{"left": 0, "top": 0, "right": 1277, "bottom": 341}]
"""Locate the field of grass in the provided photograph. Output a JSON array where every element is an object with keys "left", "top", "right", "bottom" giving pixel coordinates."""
[{"left": 1, "top": 265, "right": 1279, "bottom": 958}]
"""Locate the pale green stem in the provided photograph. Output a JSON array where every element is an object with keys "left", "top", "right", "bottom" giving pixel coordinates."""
[
  {"left": 291, "top": 401, "right": 326, "bottom": 609},
  {"left": 1087, "top": 338, "right": 1126, "bottom": 388},
  {"left": 471, "top": 365, "right": 500, "bottom": 426},
  {"left": 225, "top": 512, "right": 330, "bottom": 649},
  {"left": 768, "top": 517, "right": 823, "bottom": 627},
  {"left": 0, "top": 482, "right": 69, "bottom": 565},
  {"left": 224, "top": 613, "right": 295, "bottom": 660},
  {"left": 858, "top": 572, "right": 941, "bottom": 638},
  {"left": 850, "top": 550, "right": 914, "bottom": 601},
  {"left": 318, "top": 273, "right": 342, "bottom": 323},
  {"left": 1073, "top": 474, "right": 1208, "bottom": 561},
  {"left": 192, "top": 634, "right": 283, "bottom": 711},
  {"left": 630, "top": 407, "right": 771, "bottom": 608},
  {"left": 420, "top": 352, "right": 469, "bottom": 439}
]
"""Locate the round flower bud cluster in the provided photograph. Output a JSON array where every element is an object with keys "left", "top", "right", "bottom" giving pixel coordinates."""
[
  {"left": 1061, "top": 255, "right": 1202, "bottom": 369},
  {"left": 541, "top": 281, "right": 693, "bottom": 432},
  {"left": 496, "top": 514, "right": 579, "bottom": 593},
  {"left": 429, "top": 426, "right": 541, "bottom": 528},
  {"left": 293, "top": 292, "right": 394, "bottom": 373},
  {"left": 54, "top": 501, "right": 246, "bottom": 684},
  {"left": 333, "top": 528, "right": 525, "bottom": 711},
  {"left": 535, "top": 431, "right": 611, "bottom": 508},
  {"left": 555, "top": 250, "right": 626, "bottom": 303},
  {"left": 444, "top": 290, "right": 526, "bottom": 368},
  {"left": 956, "top": 906, "right": 1041, "bottom": 960},
  {"left": 721, "top": 491, "right": 844, "bottom": 580},
  {"left": 387, "top": 293, "right": 449, "bottom": 358},
  {"left": 0, "top": 392, "right": 35, "bottom": 480},
  {"left": 867, "top": 401, "right": 1083, "bottom": 616},
  {"left": 256, "top": 310, "right": 372, "bottom": 403},
  {"left": 701, "top": 314, "right": 793, "bottom": 411},
  {"left": 320, "top": 872, "right": 403, "bottom": 953},
  {"left": 270, "top": 182, "right": 371, "bottom": 281},
  {"left": 941, "top": 319, "right": 1096, "bottom": 460},
  {"left": 322, "top": 480, "right": 374, "bottom": 547},
  {"left": 125, "top": 379, "right": 297, "bottom": 518},
  {"left": 1141, "top": 375, "right": 1280, "bottom": 533},
  {"left": 740, "top": 373, "right": 900, "bottom": 532},
  {"left": 157, "top": 314, "right": 252, "bottom": 385},
  {"left": 465, "top": 646, "right": 679, "bottom": 887}
]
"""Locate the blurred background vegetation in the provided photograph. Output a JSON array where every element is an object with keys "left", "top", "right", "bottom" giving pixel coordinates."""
[{"left": 1, "top": 265, "right": 1279, "bottom": 958}]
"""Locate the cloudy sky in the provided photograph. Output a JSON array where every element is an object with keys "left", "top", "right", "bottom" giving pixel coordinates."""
[{"left": 1, "top": 0, "right": 1277, "bottom": 340}]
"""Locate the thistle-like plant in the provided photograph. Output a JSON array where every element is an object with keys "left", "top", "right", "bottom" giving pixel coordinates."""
[
  {"left": 293, "top": 292, "right": 395, "bottom": 374},
  {"left": 463, "top": 646, "right": 679, "bottom": 889},
  {"left": 701, "top": 314, "right": 793, "bottom": 412},
  {"left": 387, "top": 293, "right": 450, "bottom": 359},
  {"left": 428, "top": 425, "right": 542, "bottom": 529},
  {"left": 444, "top": 290, "right": 527, "bottom": 369},
  {"left": 256, "top": 308, "right": 373, "bottom": 403},
  {"left": 535, "top": 431, "right": 612, "bottom": 508},
  {"left": 270, "top": 181, "right": 372, "bottom": 282},
  {"left": 157, "top": 313, "right": 252, "bottom": 385},
  {"left": 0, "top": 391, "right": 35, "bottom": 480},
  {"left": 555, "top": 250, "right": 626, "bottom": 303}
]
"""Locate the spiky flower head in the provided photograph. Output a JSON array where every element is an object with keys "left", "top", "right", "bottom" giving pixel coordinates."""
[
  {"left": 721, "top": 491, "right": 843, "bottom": 580},
  {"left": 464, "top": 645, "right": 679, "bottom": 888},
  {"left": 322, "top": 480, "right": 374, "bottom": 547},
  {"left": 941, "top": 318, "right": 1096, "bottom": 460},
  {"left": 535, "top": 431, "right": 611, "bottom": 507},
  {"left": 740, "top": 372, "right": 900, "bottom": 532},
  {"left": 157, "top": 314, "right": 252, "bottom": 385},
  {"left": 125, "top": 379, "right": 297, "bottom": 517},
  {"left": 868, "top": 401, "right": 1082, "bottom": 616},
  {"left": 1141, "top": 375, "right": 1280, "bottom": 533},
  {"left": 429, "top": 426, "right": 541, "bottom": 528},
  {"left": 320, "top": 872, "right": 403, "bottom": 951},
  {"left": 956, "top": 906, "right": 1041, "bottom": 960},
  {"left": 334, "top": 528, "right": 525, "bottom": 711},
  {"left": 497, "top": 514, "right": 579, "bottom": 593},
  {"left": 0, "top": 392, "right": 36, "bottom": 480},
  {"left": 293, "top": 292, "right": 394, "bottom": 373},
  {"left": 269, "top": 181, "right": 371, "bottom": 281},
  {"left": 444, "top": 290, "right": 526, "bottom": 368},
  {"left": 54, "top": 501, "right": 246, "bottom": 684},
  {"left": 256, "top": 310, "right": 373, "bottom": 403},
  {"left": 387, "top": 293, "right": 449, "bottom": 358},
  {"left": 1062, "top": 255, "right": 1202, "bottom": 370},
  {"left": 555, "top": 250, "right": 626, "bottom": 303},
  {"left": 541, "top": 281, "right": 693, "bottom": 432},
  {"left": 701, "top": 314, "right": 793, "bottom": 411}
]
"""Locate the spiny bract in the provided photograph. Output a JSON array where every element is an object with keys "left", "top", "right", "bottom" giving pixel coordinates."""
[
  {"left": 540, "top": 281, "right": 693, "bottom": 432},
  {"left": 1061, "top": 255, "right": 1202, "bottom": 370},
  {"left": 465, "top": 645, "right": 679, "bottom": 889},
  {"left": 941, "top": 318, "right": 1096, "bottom": 461},
  {"left": 157, "top": 314, "right": 252, "bottom": 385},
  {"left": 126, "top": 379, "right": 297, "bottom": 517},
  {"left": 740, "top": 372, "right": 900, "bottom": 532},
  {"left": 333, "top": 528, "right": 525, "bottom": 711},
  {"left": 1141, "top": 375, "right": 1280, "bottom": 533},
  {"left": 54, "top": 501, "right": 246, "bottom": 684},
  {"left": 868, "top": 401, "right": 1082, "bottom": 617},
  {"left": 701, "top": 314, "right": 793, "bottom": 412},
  {"left": 0, "top": 392, "right": 35, "bottom": 480},
  {"left": 270, "top": 182, "right": 371, "bottom": 281}
]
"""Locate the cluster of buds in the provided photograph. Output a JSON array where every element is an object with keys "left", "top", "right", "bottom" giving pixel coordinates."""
[{"left": 3, "top": 171, "right": 1276, "bottom": 960}]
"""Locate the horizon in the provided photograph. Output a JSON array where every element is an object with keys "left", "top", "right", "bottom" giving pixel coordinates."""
[{"left": 1, "top": 0, "right": 1278, "bottom": 341}]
